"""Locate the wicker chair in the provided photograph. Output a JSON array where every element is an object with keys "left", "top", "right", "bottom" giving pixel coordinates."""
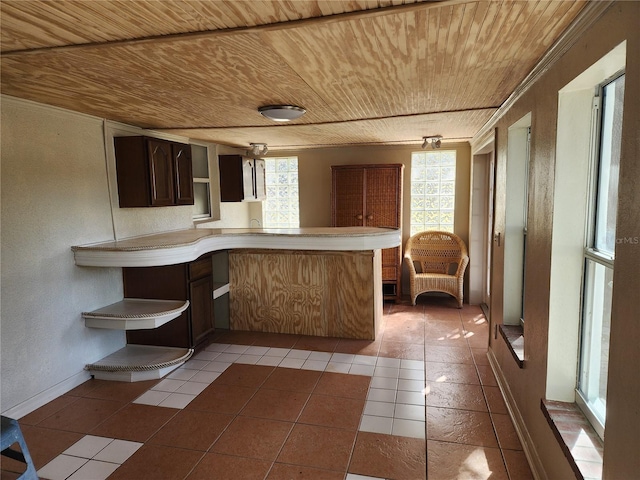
[{"left": 404, "top": 230, "right": 469, "bottom": 308}]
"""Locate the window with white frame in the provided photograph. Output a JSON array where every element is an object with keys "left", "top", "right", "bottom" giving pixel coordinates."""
[
  {"left": 192, "top": 144, "right": 212, "bottom": 220},
  {"left": 577, "top": 73, "right": 624, "bottom": 432},
  {"left": 410, "top": 150, "right": 456, "bottom": 235},
  {"left": 262, "top": 157, "right": 299, "bottom": 228}
]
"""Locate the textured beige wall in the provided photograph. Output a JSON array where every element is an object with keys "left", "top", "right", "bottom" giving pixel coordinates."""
[
  {"left": 484, "top": 2, "right": 639, "bottom": 479},
  {"left": 1, "top": 97, "right": 125, "bottom": 412},
  {"left": 280, "top": 143, "right": 471, "bottom": 295}
]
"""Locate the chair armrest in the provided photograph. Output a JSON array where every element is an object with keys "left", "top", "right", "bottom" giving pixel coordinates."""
[
  {"left": 404, "top": 253, "right": 418, "bottom": 275},
  {"left": 455, "top": 255, "right": 470, "bottom": 278}
]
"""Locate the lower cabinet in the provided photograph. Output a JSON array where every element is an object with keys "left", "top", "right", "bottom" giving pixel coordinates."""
[{"left": 124, "top": 254, "right": 214, "bottom": 348}]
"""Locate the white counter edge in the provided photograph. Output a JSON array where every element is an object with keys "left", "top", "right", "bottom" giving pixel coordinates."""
[{"left": 73, "top": 229, "right": 401, "bottom": 267}]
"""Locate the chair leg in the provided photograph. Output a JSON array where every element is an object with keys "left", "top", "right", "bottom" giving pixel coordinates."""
[{"left": 1, "top": 416, "right": 38, "bottom": 480}]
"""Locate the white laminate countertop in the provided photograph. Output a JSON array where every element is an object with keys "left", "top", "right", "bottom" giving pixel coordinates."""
[{"left": 71, "top": 227, "right": 401, "bottom": 267}]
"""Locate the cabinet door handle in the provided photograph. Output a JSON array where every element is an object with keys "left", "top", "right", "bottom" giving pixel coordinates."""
[
  {"left": 366, "top": 214, "right": 373, "bottom": 220},
  {"left": 356, "top": 214, "right": 363, "bottom": 220}
]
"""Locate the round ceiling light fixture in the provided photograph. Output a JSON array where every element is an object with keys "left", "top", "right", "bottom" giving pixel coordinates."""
[{"left": 258, "top": 105, "right": 306, "bottom": 122}]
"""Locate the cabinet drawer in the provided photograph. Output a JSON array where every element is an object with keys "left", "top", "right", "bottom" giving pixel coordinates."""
[
  {"left": 189, "top": 256, "right": 212, "bottom": 280},
  {"left": 382, "top": 266, "right": 397, "bottom": 281}
]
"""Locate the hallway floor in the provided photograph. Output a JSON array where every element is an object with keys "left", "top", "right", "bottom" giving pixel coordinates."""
[{"left": 2, "top": 297, "right": 534, "bottom": 480}]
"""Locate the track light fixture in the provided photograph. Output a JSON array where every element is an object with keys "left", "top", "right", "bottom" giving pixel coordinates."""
[
  {"left": 421, "top": 136, "right": 443, "bottom": 149},
  {"left": 248, "top": 143, "right": 268, "bottom": 157}
]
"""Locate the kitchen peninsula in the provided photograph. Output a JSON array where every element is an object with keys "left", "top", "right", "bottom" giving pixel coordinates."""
[{"left": 73, "top": 227, "right": 400, "bottom": 343}]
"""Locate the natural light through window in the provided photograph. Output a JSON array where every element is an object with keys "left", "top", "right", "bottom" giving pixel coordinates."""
[
  {"left": 410, "top": 151, "right": 456, "bottom": 235},
  {"left": 263, "top": 157, "right": 300, "bottom": 228}
]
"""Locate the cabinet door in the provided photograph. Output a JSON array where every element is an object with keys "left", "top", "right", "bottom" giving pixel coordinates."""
[
  {"left": 173, "top": 143, "right": 194, "bottom": 205},
  {"left": 190, "top": 276, "right": 214, "bottom": 346},
  {"left": 332, "top": 166, "right": 365, "bottom": 226},
  {"left": 364, "top": 166, "right": 401, "bottom": 228},
  {"left": 254, "top": 159, "right": 266, "bottom": 201},
  {"left": 242, "top": 158, "right": 255, "bottom": 201},
  {"left": 147, "top": 139, "right": 175, "bottom": 206}
]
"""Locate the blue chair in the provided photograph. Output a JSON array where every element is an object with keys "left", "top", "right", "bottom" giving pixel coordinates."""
[{"left": 1, "top": 415, "right": 38, "bottom": 479}]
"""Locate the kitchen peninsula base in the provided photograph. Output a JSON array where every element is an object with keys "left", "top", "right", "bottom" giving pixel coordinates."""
[{"left": 229, "top": 249, "right": 382, "bottom": 340}]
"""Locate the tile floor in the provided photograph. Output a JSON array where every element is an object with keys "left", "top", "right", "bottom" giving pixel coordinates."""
[{"left": 1, "top": 297, "right": 534, "bottom": 480}]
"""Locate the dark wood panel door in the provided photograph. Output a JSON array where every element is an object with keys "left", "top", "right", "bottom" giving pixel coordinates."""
[
  {"left": 331, "top": 166, "right": 365, "bottom": 226},
  {"left": 189, "top": 276, "right": 214, "bottom": 346},
  {"left": 173, "top": 143, "right": 194, "bottom": 205},
  {"left": 147, "top": 138, "right": 175, "bottom": 206}
]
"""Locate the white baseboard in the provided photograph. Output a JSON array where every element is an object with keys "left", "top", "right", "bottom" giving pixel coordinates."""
[
  {"left": 1, "top": 370, "right": 92, "bottom": 420},
  {"left": 487, "top": 348, "right": 547, "bottom": 480}
]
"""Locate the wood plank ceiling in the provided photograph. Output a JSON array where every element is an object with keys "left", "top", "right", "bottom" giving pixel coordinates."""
[{"left": 0, "top": 0, "right": 586, "bottom": 150}]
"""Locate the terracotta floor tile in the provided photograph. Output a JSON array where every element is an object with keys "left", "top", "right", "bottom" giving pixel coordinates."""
[
  {"left": 483, "top": 386, "right": 509, "bottom": 414},
  {"left": 426, "top": 383, "right": 488, "bottom": 412},
  {"left": 427, "top": 407, "right": 498, "bottom": 447},
  {"left": 186, "top": 383, "right": 257, "bottom": 414},
  {"left": 378, "top": 341, "right": 424, "bottom": 360},
  {"left": 12, "top": 425, "right": 83, "bottom": 469},
  {"left": 314, "top": 372, "right": 371, "bottom": 400},
  {"left": 83, "top": 379, "right": 160, "bottom": 403},
  {"left": 426, "top": 362, "right": 480, "bottom": 385},
  {"left": 249, "top": 332, "right": 301, "bottom": 348},
  {"left": 502, "top": 449, "right": 534, "bottom": 480},
  {"left": 381, "top": 322, "right": 425, "bottom": 345},
  {"left": 476, "top": 365, "right": 498, "bottom": 387},
  {"left": 108, "top": 444, "right": 203, "bottom": 480},
  {"left": 427, "top": 440, "right": 509, "bottom": 480},
  {"left": 211, "top": 416, "right": 293, "bottom": 461},
  {"left": 37, "top": 397, "right": 125, "bottom": 433},
  {"left": 293, "top": 336, "right": 340, "bottom": 352},
  {"left": 425, "top": 345, "right": 474, "bottom": 364},
  {"left": 185, "top": 452, "right": 271, "bottom": 480},
  {"left": 349, "top": 431, "right": 426, "bottom": 480},
  {"left": 267, "top": 463, "right": 345, "bottom": 479},
  {"left": 90, "top": 403, "right": 177, "bottom": 442},
  {"left": 333, "top": 339, "right": 380, "bottom": 356},
  {"left": 464, "top": 328, "right": 490, "bottom": 349},
  {"left": 240, "top": 388, "right": 310, "bottom": 422},
  {"left": 214, "top": 363, "right": 275, "bottom": 388},
  {"left": 261, "top": 367, "right": 322, "bottom": 393},
  {"left": 424, "top": 321, "right": 468, "bottom": 347},
  {"left": 491, "top": 413, "right": 523, "bottom": 451},
  {"left": 148, "top": 409, "right": 234, "bottom": 451},
  {"left": 65, "top": 378, "right": 107, "bottom": 397},
  {"left": 471, "top": 347, "right": 491, "bottom": 366},
  {"left": 19, "top": 395, "right": 78, "bottom": 426},
  {"left": 211, "top": 330, "right": 263, "bottom": 345},
  {"left": 277, "top": 424, "right": 356, "bottom": 472},
  {"left": 298, "top": 394, "right": 364, "bottom": 430}
]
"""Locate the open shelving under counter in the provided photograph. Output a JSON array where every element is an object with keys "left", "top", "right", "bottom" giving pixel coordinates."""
[
  {"left": 85, "top": 345, "right": 193, "bottom": 382},
  {"left": 82, "top": 299, "right": 189, "bottom": 330}
]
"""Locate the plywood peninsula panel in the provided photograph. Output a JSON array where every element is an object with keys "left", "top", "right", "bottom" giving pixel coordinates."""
[{"left": 229, "top": 249, "right": 382, "bottom": 340}]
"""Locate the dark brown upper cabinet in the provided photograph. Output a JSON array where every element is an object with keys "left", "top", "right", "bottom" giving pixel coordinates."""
[
  {"left": 218, "top": 155, "right": 266, "bottom": 202},
  {"left": 115, "top": 136, "right": 194, "bottom": 208}
]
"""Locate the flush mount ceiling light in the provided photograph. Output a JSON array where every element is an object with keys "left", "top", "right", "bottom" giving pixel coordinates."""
[
  {"left": 258, "top": 105, "right": 306, "bottom": 122},
  {"left": 248, "top": 143, "right": 268, "bottom": 156},
  {"left": 422, "top": 135, "right": 443, "bottom": 149}
]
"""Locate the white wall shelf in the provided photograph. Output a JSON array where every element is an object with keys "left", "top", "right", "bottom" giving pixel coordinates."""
[{"left": 82, "top": 298, "right": 189, "bottom": 330}]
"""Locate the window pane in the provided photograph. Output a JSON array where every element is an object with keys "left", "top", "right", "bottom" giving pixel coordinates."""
[
  {"left": 410, "top": 151, "right": 456, "bottom": 235},
  {"left": 594, "top": 75, "right": 624, "bottom": 255},
  {"left": 263, "top": 157, "right": 299, "bottom": 228},
  {"left": 191, "top": 145, "right": 209, "bottom": 178},
  {"left": 578, "top": 259, "right": 612, "bottom": 426},
  {"left": 192, "top": 182, "right": 210, "bottom": 218}
]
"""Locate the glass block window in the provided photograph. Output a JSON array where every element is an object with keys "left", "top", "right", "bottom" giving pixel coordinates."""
[
  {"left": 263, "top": 157, "right": 299, "bottom": 228},
  {"left": 410, "top": 150, "right": 456, "bottom": 235}
]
